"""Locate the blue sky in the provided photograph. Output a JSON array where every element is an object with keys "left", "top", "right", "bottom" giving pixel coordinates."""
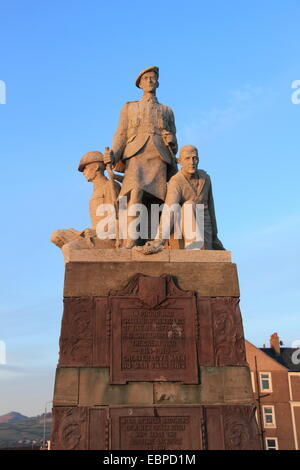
[{"left": 0, "top": 0, "right": 299, "bottom": 416}]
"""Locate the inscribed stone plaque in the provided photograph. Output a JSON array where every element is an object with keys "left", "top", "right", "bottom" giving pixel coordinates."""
[
  {"left": 110, "top": 274, "right": 198, "bottom": 384},
  {"left": 110, "top": 406, "right": 203, "bottom": 450}
]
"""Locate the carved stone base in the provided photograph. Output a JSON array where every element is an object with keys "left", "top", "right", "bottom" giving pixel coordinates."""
[
  {"left": 51, "top": 256, "right": 262, "bottom": 450},
  {"left": 58, "top": 274, "right": 247, "bottom": 369},
  {"left": 51, "top": 405, "right": 261, "bottom": 450}
]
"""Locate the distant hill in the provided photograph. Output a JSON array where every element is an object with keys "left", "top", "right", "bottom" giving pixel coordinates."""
[
  {"left": 0, "top": 412, "right": 52, "bottom": 449},
  {"left": 0, "top": 412, "right": 29, "bottom": 424}
]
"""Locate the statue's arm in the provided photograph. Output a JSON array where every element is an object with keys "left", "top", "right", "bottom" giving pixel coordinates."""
[
  {"left": 158, "top": 179, "right": 181, "bottom": 240},
  {"left": 163, "top": 107, "right": 178, "bottom": 154},
  {"left": 164, "top": 178, "right": 181, "bottom": 206},
  {"left": 169, "top": 108, "right": 177, "bottom": 137},
  {"left": 111, "top": 103, "right": 128, "bottom": 163},
  {"left": 208, "top": 178, "right": 226, "bottom": 249},
  {"left": 207, "top": 177, "right": 218, "bottom": 238}
]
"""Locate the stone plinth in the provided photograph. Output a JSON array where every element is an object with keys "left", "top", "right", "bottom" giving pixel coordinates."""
[
  {"left": 63, "top": 249, "right": 239, "bottom": 298},
  {"left": 51, "top": 248, "right": 261, "bottom": 450},
  {"left": 62, "top": 247, "right": 232, "bottom": 263}
]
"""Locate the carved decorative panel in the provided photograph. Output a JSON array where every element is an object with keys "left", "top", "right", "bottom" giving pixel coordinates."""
[
  {"left": 211, "top": 298, "right": 247, "bottom": 366},
  {"left": 59, "top": 297, "right": 110, "bottom": 367},
  {"left": 223, "top": 405, "right": 261, "bottom": 450},
  {"left": 197, "top": 297, "right": 247, "bottom": 367},
  {"left": 51, "top": 406, "right": 109, "bottom": 450},
  {"left": 51, "top": 407, "right": 88, "bottom": 450}
]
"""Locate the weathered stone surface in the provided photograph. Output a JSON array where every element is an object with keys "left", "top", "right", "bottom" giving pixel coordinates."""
[
  {"left": 201, "top": 367, "right": 253, "bottom": 404},
  {"left": 51, "top": 407, "right": 88, "bottom": 450},
  {"left": 204, "top": 404, "right": 261, "bottom": 450},
  {"left": 61, "top": 247, "right": 231, "bottom": 264},
  {"left": 58, "top": 297, "right": 109, "bottom": 367},
  {"left": 197, "top": 297, "right": 247, "bottom": 367},
  {"left": 51, "top": 406, "right": 109, "bottom": 450},
  {"left": 78, "top": 368, "right": 153, "bottom": 406},
  {"left": 131, "top": 248, "right": 170, "bottom": 262},
  {"left": 53, "top": 368, "right": 79, "bottom": 406},
  {"left": 205, "top": 407, "right": 225, "bottom": 450},
  {"left": 59, "top": 276, "right": 246, "bottom": 370},
  {"left": 94, "top": 298, "right": 110, "bottom": 366},
  {"left": 62, "top": 246, "right": 133, "bottom": 263},
  {"left": 169, "top": 250, "right": 231, "bottom": 262},
  {"left": 59, "top": 297, "right": 94, "bottom": 367},
  {"left": 223, "top": 367, "right": 253, "bottom": 403},
  {"left": 196, "top": 298, "right": 214, "bottom": 365},
  {"left": 109, "top": 275, "right": 198, "bottom": 384},
  {"left": 211, "top": 297, "right": 247, "bottom": 366},
  {"left": 200, "top": 367, "right": 225, "bottom": 403},
  {"left": 154, "top": 382, "right": 201, "bottom": 405},
  {"left": 154, "top": 367, "right": 253, "bottom": 405},
  {"left": 64, "top": 261, "right": 239, "bottom": 297},
  {"left": 53, "top": 366, "right": 254, "bottom": 407},
  {"left": 223, "top": 405, "right": 261, "bottom": 450},
  {"left": 109, "top": 406, "right": 203, "bottom": 450},
  {"left": 51, "top": 405, "right": 261, "bottom": 450}
]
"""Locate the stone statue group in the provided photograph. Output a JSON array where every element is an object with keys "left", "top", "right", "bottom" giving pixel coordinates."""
[{"left": 51, "top": 66, "right": 224, "bottom": 252}]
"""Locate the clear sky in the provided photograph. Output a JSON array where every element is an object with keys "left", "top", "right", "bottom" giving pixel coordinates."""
[{"left": 0, "top": 0, "right": 299, "bottom": 416}]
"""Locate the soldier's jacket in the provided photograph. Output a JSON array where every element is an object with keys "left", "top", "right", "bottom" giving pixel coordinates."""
[
  {"left": 111, "top": 95, "right": 178, "bottom": 173},
  {"left": 164, "top": 169, "right": 218, "bottom": 237}
]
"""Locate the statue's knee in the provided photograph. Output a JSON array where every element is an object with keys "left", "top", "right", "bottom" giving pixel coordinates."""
[{"left": 50, "top": 230, "right": 64, "bottom": 248}]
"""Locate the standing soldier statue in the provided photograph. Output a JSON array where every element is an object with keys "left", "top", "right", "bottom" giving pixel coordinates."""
[{"left": 104, "top": 66, "right": 178, "bottom": 248}]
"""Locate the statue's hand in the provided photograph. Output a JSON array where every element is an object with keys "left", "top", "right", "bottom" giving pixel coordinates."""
[
  {"left": 135, "top": 239, "right": 164, "bottom": 255},
  {"left": 162, "top": 131, "right": 174, "bottom": 146},
  {"left": 81, "top": 228, "right": 96, "bottom": 247},
  {"left": 162, "top": 132, "right": 177, "bottom": 156},
  {"left": 103, "top": 147, "right": 114, "bottom": 165}
]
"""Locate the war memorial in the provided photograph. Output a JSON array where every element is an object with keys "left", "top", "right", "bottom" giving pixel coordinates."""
[{"left": 50, "top": 66, "right": 261, "bottom": 450}]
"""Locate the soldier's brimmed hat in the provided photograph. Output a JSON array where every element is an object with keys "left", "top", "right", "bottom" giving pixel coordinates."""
[
  {"left": 135, "top": 66, "right": 159, "bottom": 88},
  {"left": 78, "top": 151, "right": 104, "bottom": 172}
]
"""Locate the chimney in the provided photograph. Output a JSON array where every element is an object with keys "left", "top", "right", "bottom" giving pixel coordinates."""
[{"left": 270, "top": 332, "right": 281, "bottom": 355}]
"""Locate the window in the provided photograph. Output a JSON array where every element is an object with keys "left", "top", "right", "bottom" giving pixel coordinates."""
[
  {"left": 262, "top": 406, "right": 276, "bottom": 428},
  {"left": 259, "top": 372, "right": 272, "bottom": 392},
  {"left": 265, "top": 438, "right": 279, "bottom": 450}
]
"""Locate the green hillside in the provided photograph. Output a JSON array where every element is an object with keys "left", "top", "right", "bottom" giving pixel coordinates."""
[{"left": 0, "top": 417, "right": 52, "bottom": 449}]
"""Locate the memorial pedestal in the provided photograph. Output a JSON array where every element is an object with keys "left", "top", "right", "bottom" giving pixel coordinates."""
[{"left": 51, "top": 249, "right": 261, "bottom": 450}]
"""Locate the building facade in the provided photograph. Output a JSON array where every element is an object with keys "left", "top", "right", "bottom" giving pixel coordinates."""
[{"left": 246, "top": 334, "right": 300, "bottom": 450}]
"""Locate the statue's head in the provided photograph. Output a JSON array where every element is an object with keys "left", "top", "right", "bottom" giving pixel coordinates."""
[
  {"left": 178, "top": 145, "right": 199, "bottom": 175},
  {"left": 78, "top": 151, "right": 105, "bottom": 181},
  {"left": 136, "top": 66, "right": 159, "bottom": 92}
]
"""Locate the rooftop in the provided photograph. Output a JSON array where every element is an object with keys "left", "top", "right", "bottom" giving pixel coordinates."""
[{"left": 260, "top": 347, "right": 300, "bottom": 372}]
